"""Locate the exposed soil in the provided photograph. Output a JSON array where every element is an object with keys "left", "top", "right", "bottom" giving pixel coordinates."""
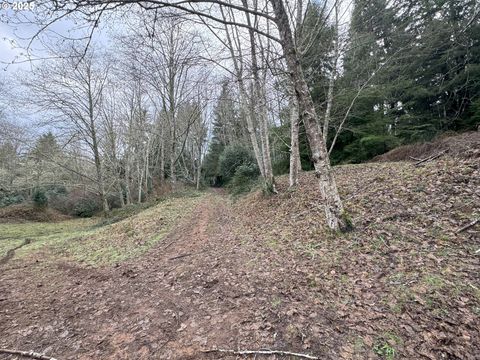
[{"left": 0, "top": 158, "right": 479, "bottom": 359}]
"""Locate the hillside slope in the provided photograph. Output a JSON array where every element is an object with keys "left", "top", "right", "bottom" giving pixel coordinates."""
[
  {"left": 373, "top": 131, "right": 480, "bottom": 162},
  {"left": 0, "top": 157, "right": 478, "bottom": 359},
  {"left": 233, "top": 155, "right": 479, "bottom": 359}
]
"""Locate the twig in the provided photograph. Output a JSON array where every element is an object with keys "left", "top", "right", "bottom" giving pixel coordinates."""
[
  {"left": 408, "top": 156, "right": 423, "bottom": 161},
  {"left": 0, "top": 349, "right": 58, "bottom": 360},
  {"left": 168, "top": 253, "right": 194, "bottom": 261},
  {"left": 414, "top": 150, "right": 447, "bottom": 166},
  {"left": 203, "top": 348, "right": 320, "bottom": 359},
  {"left": 456, "top": 219, "right": 479, "bottom": 234}
]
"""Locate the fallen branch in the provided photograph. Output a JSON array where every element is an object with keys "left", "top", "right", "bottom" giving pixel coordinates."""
[
  {"left": 414, "top": 150, "right": 446, "bottom": 166},
  {"left": 203, "top": 348, "right": 319, "bottom": 359},
  {"left": 0, "top": 349, "right": 58, "bottom": 360},
  {"left": 456, "top": 218, "right": 479, "bottom": 234},
  {"left": 408, "top": 156, "right": 423, "bottom": 161}
]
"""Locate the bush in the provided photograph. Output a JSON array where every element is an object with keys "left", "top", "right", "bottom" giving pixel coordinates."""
[
  {"left": 218, "top": 144, "right": 256, "bottom": 182},
  {"left": 228, "top": 164, "right": 259, "bottom": 195},
  {"left": 32, "top": 188, "right": 48, "bottom": 208},
  {"left": 0, "top": 192, "right": 25, "bottom": 207},
  {"left": 72, "top": 197, "right": 101, "bottom": 217}
]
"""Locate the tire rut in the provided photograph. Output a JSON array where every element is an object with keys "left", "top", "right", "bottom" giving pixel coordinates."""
[{"left": 0, "top": 238, "right": 32, "bottom": 266}]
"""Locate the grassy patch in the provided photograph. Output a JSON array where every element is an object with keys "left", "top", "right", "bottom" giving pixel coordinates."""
[
  {"left": 373, "top": 332, "right": 402, "bottom": 359},
  {"left": 423, "top": 274, "right": 445, "bottom": 290},
  {"left": 0, "top": 218, "right": 95, "bottom": 259},
  {"left": 0, "top": 191, "right": 204, "bottom": 265},
  {"left": 271, "top": 296, "right": 282, "bottom": 308},
  {"left": 61, "top": 193, "right": 204, "bottom": 265}
]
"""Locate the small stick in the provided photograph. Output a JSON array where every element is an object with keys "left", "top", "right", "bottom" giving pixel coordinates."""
[
  {"left": 456, "top": 219, "right": 479, "bottom": 234},
  {"left": 0, "top": 349, "right": 58, "bottom": 360},
  {"left": 203, "top": 348, "right": 320, "bottom": 359},
  {"left": 168, "top": 253, "right": 193, "bottom": 261},
  {"left": 414, "top": 150, "right": 446, "bottom": 166}
]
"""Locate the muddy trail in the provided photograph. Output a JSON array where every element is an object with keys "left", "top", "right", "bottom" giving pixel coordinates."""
[{"left": 0, "top": 193, "right": 307, "bottom": 359}]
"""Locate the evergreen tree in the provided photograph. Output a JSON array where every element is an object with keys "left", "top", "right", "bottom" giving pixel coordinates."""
[
  {"left": 203, "top": 81, "right": 244, "bottom": 185},
  {"left": 330, "top": 0, "right": 480, "bottom": 163}
]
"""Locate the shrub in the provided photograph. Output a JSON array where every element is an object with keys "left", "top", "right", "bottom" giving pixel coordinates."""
[
  {"left": 72, "top": 197, "right": 101, "bottom": 218},
  {"left": 218, "top": 144, "right": 256, "bottom": 182},
  {"left": 32, "top": 188, "right": 48, "bottom": 208},
  {"left": 0, "top": 192, "right": 25, "bottom": 207},
  {"left": 228, "top": 164, "right": 259, "bottom": 195},
  {"left": 360, "top": 135, "right": 400, "bottom": 158}
]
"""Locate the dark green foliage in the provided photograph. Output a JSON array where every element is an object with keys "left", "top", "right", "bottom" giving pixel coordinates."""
[
  {"left": 271, "top": 123, "right": 314, "bottom": 175},
  {"left": 300, "top": 2, "right": 335, "bottom": 107},
  {"left": 218, "top": 144, "right": 257, "bottom": 183},
  {"left": 203, "top": 80, "right": 246, "bottom": 186},
  {"left": 45, "top": 185, "right": 67, "bottom": 196},
  {"left": 203, "top": 141, "right": 225, "bottom": 186},
  {"left": 32, "top": 188, "right": 48, "bottom": 208},
  {"left": 72, "top": 197, "right": 101, "bottom": 218},
  {"left": 272, "top": 156, "right": 290, "bottom": 176},
  {"left": 227, "top": 164, "right": 260, "bottom": 195},
  {"left": 0, "top": 192, "right": 24, "bottom": 207},
  {"left": 340, "top": 210, "right": 355, "bottom": 233},
  {"left": 324, "top": 0, "right": 480, "bottom": 163}
]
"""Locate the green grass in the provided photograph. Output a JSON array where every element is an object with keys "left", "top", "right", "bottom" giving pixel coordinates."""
[
  {"left": 0, "top": 190, "right": 205, "bottom": 266},
  {"left": 0, "top": 218, "right": 95, "bottom": 258},
  {"left": 373, "top": 332, "right": 402, "bottom": 359}
]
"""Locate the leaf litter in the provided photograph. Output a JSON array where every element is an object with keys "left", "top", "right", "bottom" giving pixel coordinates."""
[{"left": 0, "top": 154, "right": 478, "bottom": 359}]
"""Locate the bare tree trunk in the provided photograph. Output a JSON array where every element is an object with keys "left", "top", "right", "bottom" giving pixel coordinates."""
[
  {"left": 289, "top": 92, "right": 301, "bottom": 187},
  {"left": 258, "top": 85, "right": 275, "bottom": 191},
  {"left": 137, "top": 160, "right": 143, "bottom": 203},
  {"left": 270, "top": 0, "right": 348, "bottom": 231},
  {"left": 92, "top": 133, "right": 109, "bottom": 215},
  {"left": 323, "top": 1, "right": 339, "bottom": 141},
  {"left": 124, "top": 157, "right": 132, "bottom": 205},
  {"left": 118, "top": 182, "right": 125, "bottom": 208},
  {"left": 243, "top": 0, "right": 275, "bottom": 191},
  {"left": 143, "top": 137, "right": 150, "bottom": 196},
  {"left": 170, "top": 129, "right": 177, "bottom": 185},
  {"left": 221, "top": 9, "right": 265, "bottom": 178},
  {"left": 159, "top": 122, "right": 165, "bottom": 184},
  {"left": 242, "top": 93, "right": 265, "bottom": 178},
  {"left": 87, "top": 72, "right": 109, "bottom": 215},
  {"left": 196, "top": 158, "right": 201, "bottom": 190}
]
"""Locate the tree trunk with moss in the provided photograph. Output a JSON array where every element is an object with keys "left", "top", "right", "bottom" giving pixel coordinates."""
[{"left": 271, "top": 0, "right": 348, "bottom": 231}]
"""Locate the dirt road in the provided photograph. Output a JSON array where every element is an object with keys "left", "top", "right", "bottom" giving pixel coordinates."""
[
  {"left": 1, "top": 171, "right": 479, "bottom": 360},
  {"left": 0, "top": 193, "right": 303, "bottom": 359}
]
